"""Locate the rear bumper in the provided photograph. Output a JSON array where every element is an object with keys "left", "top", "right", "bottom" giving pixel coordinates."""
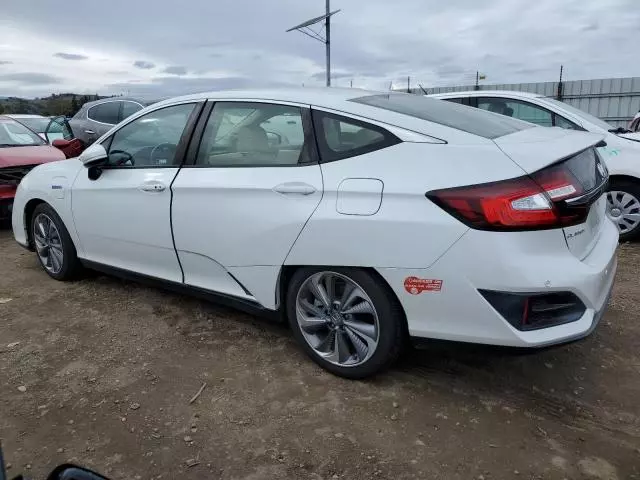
[{"left": 377, "top": 217, "right": 619, "bottom": 348}]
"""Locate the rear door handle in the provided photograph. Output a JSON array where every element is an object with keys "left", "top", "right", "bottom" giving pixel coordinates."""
[
  {"left": 139, "top": 182, "right": 166, "bottom": 193},
  {"left": 273, "top": 182, "right": 316, "bottom": 195},
  {"left": 84, "top": 129, "right": 96, "bottom": 135}
]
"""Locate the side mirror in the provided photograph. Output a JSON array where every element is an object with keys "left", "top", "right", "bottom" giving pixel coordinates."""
[{"left": 79, "top": 143, "right": 108, "bottom": 166}]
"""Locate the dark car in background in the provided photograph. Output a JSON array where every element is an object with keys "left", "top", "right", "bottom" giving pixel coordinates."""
[{"left": 69, "top": 97, "right": 154, "bottom": 145}]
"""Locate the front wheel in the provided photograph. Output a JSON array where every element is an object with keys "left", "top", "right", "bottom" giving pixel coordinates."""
[
  {"left": 607, "top": 180, "right": 640, "bottom": 241},
  {"left": 286, "top": 267, "right": 406, "bottom": 379},
  {"left": 31, "top": 203, "right": 82, "bottom": 280}
]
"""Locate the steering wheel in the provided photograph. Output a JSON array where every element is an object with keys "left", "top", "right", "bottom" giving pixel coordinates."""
[
  {"left": 109, "top": 149, "right": 134, "bottom": 166},
  {"left": 150, "top": 143, "right": 177, "bottom": 166}
]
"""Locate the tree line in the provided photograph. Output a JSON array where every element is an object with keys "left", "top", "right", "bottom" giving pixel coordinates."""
[{"left": 0, "top": 93, "right": 110, "bottom": 117}]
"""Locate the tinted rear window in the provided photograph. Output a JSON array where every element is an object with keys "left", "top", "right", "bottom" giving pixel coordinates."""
[{"left": 349, "top": 94, "right": 533, "bottom": 139}]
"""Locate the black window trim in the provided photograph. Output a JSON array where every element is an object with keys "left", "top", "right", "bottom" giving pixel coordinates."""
[
  {"left": 182, "top": 100, "right": 320, "bottom": 168},
  {"left": 310, "top": 108, "right": 401, "bottom": 164},
  {"left": 98, "top": 101, "right": 206, "bottom": 170},
  {"left": 472, "top": 96, "right": 585, "bottom": 131},
  {"left": 87, "top": 100, "right": 122, "bottom": 126}
]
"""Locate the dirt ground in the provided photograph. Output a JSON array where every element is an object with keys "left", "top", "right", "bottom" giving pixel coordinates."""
[{"left": 0, "top": 228, "right": 639, "bottom": 480}]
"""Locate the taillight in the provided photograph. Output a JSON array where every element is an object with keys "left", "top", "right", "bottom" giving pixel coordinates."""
[{"left": 427, "top": 162, "right": 589, "bottom": 231}]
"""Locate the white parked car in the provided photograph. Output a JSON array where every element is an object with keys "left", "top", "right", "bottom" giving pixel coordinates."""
[
  {"left": 11, "top": 89, "right": 617, "bottom": 378},
  {"left": 429, "top": 91, "right": 640, "bottom": 240}
]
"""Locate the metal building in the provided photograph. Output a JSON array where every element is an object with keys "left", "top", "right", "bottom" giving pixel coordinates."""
[{"left": 416, "top": 77, "right": 640, "bottom": 128}]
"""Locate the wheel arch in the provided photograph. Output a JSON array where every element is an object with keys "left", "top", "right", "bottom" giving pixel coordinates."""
[
  {"left": 277, "top": 265, "right": 409, "bottom": 335},
  {"left": 23, "top": 198, "right": 47, "bottom": 249},
  {"left": 608, "top": 174, "right": 640, "bottom": 186}
]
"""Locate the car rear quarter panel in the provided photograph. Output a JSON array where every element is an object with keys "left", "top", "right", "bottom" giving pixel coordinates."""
[{"left": 285, "top": 141, "right": 527, "bottom": 269}]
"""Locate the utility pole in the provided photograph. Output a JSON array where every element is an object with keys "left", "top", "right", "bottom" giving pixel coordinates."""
[
  {"left": 287, "top": 2, "right": 340, "bottom": 87},
  {"left": 407, "top": 76, "right": 411, "bottom": 93},
  {"left": 325, "top": 0, "right": 331, "bottom": 86},
  {"left": 475, "top": 71, "right": 479, "bottom": 91},
  {"left": 557, "top": 65, "right": 564, "bottom": 101}
]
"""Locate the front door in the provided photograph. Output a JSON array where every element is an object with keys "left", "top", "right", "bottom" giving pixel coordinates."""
[
  {"left": 171, "top": 101, "right": 323, "bottom": 306},
  {"left": 71, "top": 102, "right": 200, "bottom": 282}
]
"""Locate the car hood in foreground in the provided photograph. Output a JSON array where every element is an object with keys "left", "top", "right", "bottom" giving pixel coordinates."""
[
  {"left": 493, "top": 126, "right": 605, "bottom": 174},
  {"left": 0, "top": 145, "right": 66, "bottom": 168}
]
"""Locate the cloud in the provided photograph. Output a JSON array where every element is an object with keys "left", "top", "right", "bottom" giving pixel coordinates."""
[
  {"left": 0, "top": 61, "right": 12, "bottom": 65},
  {"left": 133, "top": 60, "right": 155, "bottom": 70},
  {"left": 0, "top": 72, "right": 61, "bottom": 85},
  {"left": 0, "top": 0, "right": 639, "bottom": 97},
  {"left": 162, "top": 65, "right": 187, "bottom": 76},
  {"left": 53, "top": 52, "right": 88, "bottom": 60}
]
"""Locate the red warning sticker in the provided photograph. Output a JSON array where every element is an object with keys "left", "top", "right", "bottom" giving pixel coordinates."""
[{"left": 404, "top": 277, "right": 443, "bottom": 295}]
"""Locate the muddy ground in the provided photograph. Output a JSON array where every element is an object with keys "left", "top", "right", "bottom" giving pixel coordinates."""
[{"left": 0, "top": 228, "right": 639, "bottom": 480}]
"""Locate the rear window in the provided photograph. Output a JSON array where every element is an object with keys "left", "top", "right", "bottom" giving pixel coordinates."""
[{"left": 349, "top": 94, "right": 533, "bottom": 139}]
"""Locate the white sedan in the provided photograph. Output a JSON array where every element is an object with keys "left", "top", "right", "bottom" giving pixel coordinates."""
[
  {"left": 11, "top": 89, "right": 618, "bottom": 378},
  {"left": 429, "top": 90, "right": 640, "bottom": 240}
]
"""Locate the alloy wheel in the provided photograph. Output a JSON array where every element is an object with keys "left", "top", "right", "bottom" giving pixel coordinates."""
[
  {"left": 295, "top": 271, "right": 379, "bottom": 367},
  {"left": 607, "top": 190, "right": 640, "bottom": 235},
  {"left": 33, "top": 213, "right": 64, "bottom": 274}
]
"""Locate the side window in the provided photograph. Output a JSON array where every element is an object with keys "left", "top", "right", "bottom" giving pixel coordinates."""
[
  {"left": 477, "top": 98, "right": 553, "bottom": 127},
  {"left": 312, "top": 110, "right": 399, "bottom": 162},
  {"left": 632, "top": 118, "right": 640, "bottom": 132},
  {"left": 443, "top": 97, "right": 464, "bottom": 104},
  {"left": 121, "top": 101, "right": 143, "bottom": 122},
  {"left": 104, "top": 103, "right": 196, "bottom": 168},
  {"left": 88, "top": 101, "right": 121, "bottom": 125},
  {"left": 554, "top": 114, "right": 582, "bottom": 130},
  {"left": 196, "top": 102, "right": 312, "bottom": 167}
]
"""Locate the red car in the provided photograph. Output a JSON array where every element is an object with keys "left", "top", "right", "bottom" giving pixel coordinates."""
[{"left": 0, "top": 116, "right": 81, "bottom": 220}]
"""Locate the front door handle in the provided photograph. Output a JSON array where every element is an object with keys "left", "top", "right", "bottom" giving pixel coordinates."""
[
  {"left": 84, "top": 129, "right": 96, "bottom": 135},
  {"left": 139, "top": 182, "right": 166, "bottom": 193},
  {"left": 273, "top": 182, "right": 316, "bottom": 195}
]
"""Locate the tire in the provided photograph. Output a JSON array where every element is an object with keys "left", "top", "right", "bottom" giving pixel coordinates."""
[
  {"left": 286, "top": 267, "right": 406, "bottom": 379},
  {"left": 607, "top": 179, "right": 640, "bottom": 241},
  {"left": 30, "top": 203, "right": 82, "bottom": 280}
]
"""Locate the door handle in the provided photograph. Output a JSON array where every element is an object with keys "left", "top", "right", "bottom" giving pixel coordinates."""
[
  {"left": 139, "top": 182, "right": 166, "bottom": 193},
  {"left": 273, "top": 182, "right": 316, "bottom": 195},
  {"left": 84, "top": 129, "right": 96, "bottom": 135}
]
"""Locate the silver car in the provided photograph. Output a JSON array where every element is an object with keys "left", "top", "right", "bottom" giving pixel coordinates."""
[{"left": 69, "top": 98, "right": 152, "bottom": 146}]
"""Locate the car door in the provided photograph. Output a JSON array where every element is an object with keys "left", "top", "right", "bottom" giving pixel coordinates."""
[
  {"left": 171, "top": 101, "right": 323, "bottom": 308},
  {"left": 71, "top": 101, "right": 202, "bottom": 282}
]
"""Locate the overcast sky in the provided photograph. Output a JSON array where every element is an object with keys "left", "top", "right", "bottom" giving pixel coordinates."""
[{"left": 1, "top": 0, "right": 638, "bottom": 98}]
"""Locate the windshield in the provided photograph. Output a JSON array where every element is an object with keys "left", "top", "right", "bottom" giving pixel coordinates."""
[
  {"left": 0, "top": 117, "right": 46, "bottom": 147},
  {"left": 349, "top": 93, "right": 533, "bottom": 139},
  {"left": 13, "top": 117, "right": 50, "bottom": 133},
  {"left": 543, "top": 98, "right": 614, "bottom": 131}
]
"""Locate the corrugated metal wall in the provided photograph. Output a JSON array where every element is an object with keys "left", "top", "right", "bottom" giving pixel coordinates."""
[{"left": 417, "top": 77, "right": 640, "bottom": 128}]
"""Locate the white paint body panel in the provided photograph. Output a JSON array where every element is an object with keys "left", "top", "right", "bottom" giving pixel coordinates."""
[{"left": 71, "top": 168, "right": 182, "bottom": 282}]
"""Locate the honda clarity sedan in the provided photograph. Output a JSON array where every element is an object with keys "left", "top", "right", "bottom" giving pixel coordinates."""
[{"left": 11, "top": 89, "right": 618, "bottom": 378}]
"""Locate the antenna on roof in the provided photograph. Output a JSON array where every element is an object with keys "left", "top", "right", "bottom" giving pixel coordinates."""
[{"left": 287, "top": 1, "right": 340, "bottom": 87}]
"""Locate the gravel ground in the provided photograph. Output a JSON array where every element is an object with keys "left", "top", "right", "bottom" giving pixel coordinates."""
[{"left": 0, "top": 228, "right": 639, "bottom": 480}]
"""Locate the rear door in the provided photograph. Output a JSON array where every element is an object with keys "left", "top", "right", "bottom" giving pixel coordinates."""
[
  {"left": 84, "top": 101, "right": 121, "bottom": 145},
  {"left": 171, "top": 101, "right": 323, "bottom": 307}
]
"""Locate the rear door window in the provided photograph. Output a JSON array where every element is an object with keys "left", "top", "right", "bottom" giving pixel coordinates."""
[
  {"left": 88, "top": 101, "right": 121, "bottom": 125},
  {"left": 121, "top": 101, "right": 143, "bottom": 122},
  {"left": 477, "top": 97, "right": 553, "bottom": 127},
  {"left": 312, "top": 110, "right": 399, "bottom": 162}
]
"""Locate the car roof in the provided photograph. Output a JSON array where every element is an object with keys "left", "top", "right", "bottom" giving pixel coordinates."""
[
  {"left": 428, "top": 90, "right": 545, "bottom": 100},
  {"left": 81, "top": 97, "right": 154, "bottom": 108},
  {"left": 5, "top": 114, "right": 45, "bottom": 118},
  {"left": 155, "top": 87, "right": 383, "bottom": 109}
]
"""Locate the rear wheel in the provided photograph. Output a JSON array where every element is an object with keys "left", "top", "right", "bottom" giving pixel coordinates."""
[
  {"left": 31, "top": 203, "right": 82, "bottom": 280},
  {"left": 606, "top": 179, "right": 640, "bottom": 241},
  {"left": 286, "top": 267, "right": 406, "bottom": 379}
]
